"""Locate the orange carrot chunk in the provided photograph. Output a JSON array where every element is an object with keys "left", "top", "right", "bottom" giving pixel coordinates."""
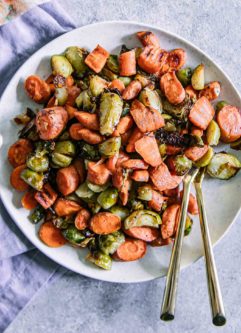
[
  {"left": 74, "top": 208, "right": 91, "bottom": 230},
  {"left": 137, "top": 31, "right": 160, "bottom": 47},
  {"left": 56, "top": 165, "right": 80, "bottom": 196},
  {"left": 10, "top": 164, "right": 29, "bottom": 191},
  {"left": 124, "top": 226, "right": 159, "bottom": 242},
  {"left": 109, "top": 79, "right": 125, "bottom": 93},
  {"left": 21, "top": 190, "right": 38, "bottom": 210},
  {"left": 54, "top": 198, "right": 82, "bottom": 216},
  {"left": 8, "top": 139, "right": 33, "bottom": 168},
  {"left": 126, "top": 127, "right": 143, "bottom": 153},
  {"left": 122, "top": 80, "right": 142, "bottom": 100},
  {"left": 69, "top": 123, "right": 84, "bottom": 140},
  {"left": 39, "top": 221, "right": 67, "bottom": 248},
  {"left": 77, "top": 128, "right": 103, "bottom": 144},
  {"left": 216, "top": 105, "right": 241, "bottom": 143},
  {"left": 87, "top": 161, "right": 111, "bottom": 185},
  {"left": 180, "top": 190, "right": 199, "bottom": 215},
  {"left": 148, "top": 190, "right": 166, "bottom": 212},
  {"left": 121, "top": 159, "right": 148, "bottom": 170},
  {"left": 138, "top": 46, "right": 167, "bottom": 74},
  {"left": 119, "top": 50, "right": 136, "bottom": 76},
  {"left": 131, "top": 170, "right": 149, "bottom": 182},
  {"left": 113, "top": 239, "right": 147, "bottom": 261},
  {"left": 161, "top": 204, "right": 180, "bottom": 239},
  {"left": 85, "top": 44, "right": 109, "bottom": 73},
  {"left": 74, "top": 112, "right": 99, "bottom": 131},
  {"left": 188, "top": 96, "right": 215, "bottom": 130},
  {"left": 135, "top": 135, "right": 162, "bottom": 167},
  {"left": 150, "top": 162, "right": 183, "bottom": 191},
  {"left": 89, "top": 212, "right": 121, "bottom": 235},
  {"left": 34, "top": 183, "right": 58, "bottom": 209},
  {"left": 25, "top": 75, "right": 51, "bottom": 104},
  {"left": 184, "top": 144, "right": 208, "bottom": 162}
]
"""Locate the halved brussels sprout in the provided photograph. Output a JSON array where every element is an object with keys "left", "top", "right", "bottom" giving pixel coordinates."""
[
  {"left": 106, "top": 55, "right": 119, "bottom": 73},
  {"left": 98, "top": 231, "right": 125, "bottom": 255},
  {"left": 110, "top": 205, "right": 130, "bottom": 221},
  {"left": 97, "top": 187, "right": 118, "bottom": 209},
  {"left": 20, "top": 168, "right": 45, "bottom": 191},
  {"left": 86, "top": 251, "right": 112, "bottom": 270},
  {"left": 51, "top": 55, "right": 73, "bottom": 78},
  {"left": 118, "top": 76, "right": 132, "bottom": 87},
  {"left": 139, "top": 88, "right": 162, "bottom": 113},
  {"left": 124, "top": 210, "right": 162, "bottom": 229},
  {"left": 62, "top": 225, "right": 85, "bottom": 245},
  {"left": 129, "top": 199, "right": 144, "bottom": 211},
  {"left": 176, "top": 67, "right": 192, "bottom": 87},
  {"left": 75, "top": 90, "right": 96, "bottom": 112},
  {"left": 216, "top": 100, "right": 228, "bottom": 112},
  {"left": 162, "top": 95, "right": 194, "bottom": 120},
  {"left": 78, "top": 142, "right": 100, "bottom": 161},
  {"left": 99, "top": 137, "right": 121, "bottom": 157},
  {"left": 75, "top": 182, "right": 95, "bottom": 199},
  {"left": 89, "top": 75, "right": 107, "bottom": 97},
  {"left": 207, "top": 153, "right": 241, "bottom": 179},
  {"left": 51, "top": 152, "right": 72, "bottom": 167},
  {"left": 87, "top": 200, "right": 102, "bottom": 214},
  {"left": 195, "top": 147, "right": 214, "bottom": 167},
  {"left": 65, "top": 46, "right": 88, "bottom": 77},
  {"left": 99, "top": 92, "right": 123, "bottom": 136},
  {"left": 191, "top": 64, "right": 204, "bottom": 90},
  {"left": 86, "top": 180, "right": 110, "bottom": 193},
  {"left": 29, "top": 206, "right": 45, "bottom": 224},
  {"left": 185, "top": 215, "right": 193, "bottom": 236},
  {"left": 55, "top": 87, "right": 68, "bottom": 106},
  {"left": 206, "top": 120, "right": 221, "bottom": 146},
  {"left": 137, "top": 186, "right": 153, "bottom": 201},
  {"left": 169, "top": 155, "right": 192, "bottom": 176},
  {"left": 101, "top": 68, "right": 118, "bottom": 81},
  {"left": 54, "top": 141, "right": 76, "bottom": 156},
  {"left": 27, "top": 154, "right": 49, "bottom": 172},
  {"left": 159, "top": 143, "right": 167, "bottom": 157}
]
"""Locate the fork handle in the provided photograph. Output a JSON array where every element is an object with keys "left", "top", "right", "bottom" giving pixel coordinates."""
[
  {"left": 195, "top": 183, "right": 226, "bottom": 326},
  {"left": 160, "top": 178, "right": 192, "bottom": 321}
]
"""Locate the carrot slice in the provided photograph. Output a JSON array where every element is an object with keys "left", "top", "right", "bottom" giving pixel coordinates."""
[
  {"left": 74, "top": 208, "right": 91, "bottom": 230},
  {"left": 112, "top": 115, "right": 134, "bottom": 136},
  {"left": 10, "top": 164, "right": 29, "bottom": 191},
  {"left": 124, "top": 226, "right": 159, "bottom": 242},
  {"left": 66, "top": 86, "right": 81, "bottom": 106},
  {"left": 24, "top": 75, "right": 51, "bottom": 104},
  {"left": 69, "top": 123, "right": 84, "bottom": 140},
  {"left": 73, "top": 159, "right": 86, "bottom": 183},
  {"left": 150, "top": 237, "right": 173, "bottom": 247},
  {"left": 8, "top": 138, "right": 33, "bottom": 168},
  {"left": 135, "top": 135, "right": 162, "bottom": 167},
  {"left": 188, "top": 96, "right": 215, "bottom": 130},
  {"left": 121, "top": 159, "right": 148, "bottom": 170},
  {"left": 65, "top": 105, "right": 77, "bottom": 119},
  {"left": 46, "top": 96, "right": 57, "bottom": 108},
  {"left": 34, "top": 183, "right": 58, "bottom": 209},
  {"left": 109, "top": 79, "right": 125, "bottom": 93},
  {"left": 161, "top": 204, "right": 180, "bottom": 239},
  {"left": 21, "top": 190, "right": 38, "bottom": 210},
  {"left": 116, "top": 151, "right": 129, "bottom": 168},
  {"left": 56, "top": 165, "right": 80, "bottom": 196},
  {"left": 148, "top": 190, "right": 166, "bottom": 212},
  {"left": 87, "top": 161, "right": 111, "bottom": 185},
  {"left": 106, "top": 153, "right": 118, "bottom": 173},
  {"left": 131, "top": 170, "right": 149, "bottom": 182},
  {"left": 217, "top": 105, "right": 241, "bottom": 143},
  {"left": 150, "top": 162, "right": 183, "bottom": 191},
  {"left": 160, "top": 48, "right": 186, "bottom": 74},
  {"left": 138, "top": 46, "right": 168, "bottom": 74},
  {"left": 166, "top": 145, "right": 182, "bottom": 155},
  {"left": 119, "top": 50, "right": 136, "bottom": 76},
  {"left": 199, "top": 81, "right": 221, "bottom": 101},
  {"left": 85, "top": 44, "right": 109, "bottom": 73},
  {"left": 113, "top": 239, "right": 147, "bottom": 261},
  {"left": 122, "top": 80, "right": 142, "bottom": 100},
  {"left": 185, "top": 85, "right": 198, "bottom": 99},
  {"left": 77, "top": 128, "right": 103, "bottom": 144},
  {"left": 190, "top": 126, "right": 203, "bottom": 137},
  {"left": 126, "top": 127, "right": 143, "bottom": 153},
  {"left": 137, "top": 31, "right": 160, "bottom": 47},
  {"left": 89, "top": 212, "right": 121, "bottom": 235},
  {"left": 180, "top": 190, "right": 198, "bottom": 215},
  {"left": 74, "top": 112, "right": 99, "bottom": 131},
  {"left": 160, "top": 71, "right": 185, "bottom": 105},
  {"left": 130, "top": 100, "right": 165, "bottom": 133},
  {"left": 39, "top": 221, "right": 66, "bottom": 248},
  {"left": 184, "top": 144, "right": 208, "bottom": 162},
  {"left": 54, "top": 198, "right": 82, "bottom": 217}
]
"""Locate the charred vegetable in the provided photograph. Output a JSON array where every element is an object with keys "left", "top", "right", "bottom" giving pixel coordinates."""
[
  {"left": 207, "top": 153, "right": 241, "bottom": 179},
  {"left": 86, "top": 251, "right": 112, "bottom": 270},
  {"left": 98, "top": 231, "right": 125, "bottom": 255},
  {"left": 51, "top": 55, "right": 73, "bottom": 78},
  {"left": 29, "top": 206, "right": 45, "bottom": 224},
  {"left": 168, "top": 154, "right": 192, "bottom": 176},
  {"left": 139, "top": 88, "right": 162, "bottom": 112},
  {"left": 99, "top": 137, "right": 121, "bottom": 157},
  {"left": 191, "top": 64, "right": 204, "bottom": 90},
  {"left": 176, "top": 67, "right": 192, "bottom": 87},
  {"left": 97, "top": 187, "right": 118, "bottom": 209},
  {"left": 62, "top": 225, "right": 85, "bottom": 245},
  {"left": 20, "top": 168, "right": 45, "bottom": 191},
  {"left": 124, "top": 210, "right": 161, "bottom": 229},
  {"left": 65, "top": 46, "right": 88, "bottom": 77},
  {"left": 206, "top": 120, "right": 221, "bottom": 146}
]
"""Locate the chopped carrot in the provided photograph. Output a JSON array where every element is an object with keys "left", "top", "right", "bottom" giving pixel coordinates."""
[
  {"left": 124, "top": 226, "right": 159, "bottom": 242},
  {"left": 90, "top": 212, "right": 121, "bottom": 235},
  {"left": 150, "top": 237, "right": 173, "bottom": 247},
  {"left": 113, "top": 239, "right": 147, "bottom": 261},
  {"left": 74, "top": 112, "right": 99, "bottom": 131},
  {"left": 54, "top": 198, "right": 82, "bottom": 217},
  {"left": 73, "top": 159, "right": 86, "bottom": 184},
  {"left": 161, "top": 204, "right": 180, "bottom": 239},
  {"left": 85, "top": 44, "right": 109, "bottom": 73},
  {"left": 10, "top": 164, "right": 29, "bottom": 191},
  {"left": 69, "top": 123, "right": 84, "bottom": 140},
  {"left": 46, "top": 96, "right": 57, "bottom": 108},
  {"left": 8, "top": 138, "right": 33, "bottom": 168},
  {"left": 148, "top": 190, "right": 166, "bottom": 212},
  {"left": 121, "top": 159, "right": 148, "bottom": 170},
  {"left": 160, "top": 71, "right": 185, "bottom": 105},
  {"left": 160, "top": 48, "right": 186, "bottom": 74},
  {"left": 39, "top": 221, "right": 66, "bottom": 248},
  {"left": 217, "top": 105, "right": 241, "bottom": 143},
  {"left": 122, "top": 80, "right": 142, "bottom": 100},
  {"left": 137, "top": 31, "right": 160, "bottom": 47},
  {"left": 119, "top": 50, "right": 136, "bottom": 76},
  {"left": 21, "top": 190, "right": 38, "bottom": 210},
  {"left": 116, "top": 151, "right": 129, "bottom": 167},
  {"left": 112, "top": 115, "right": 134, "bottom": 136},
  {"left": 120, "top": 129, "right": 132, "bottom": 146},
  {"left": 150, "top": 162, "right": 183, "bottom": 191},
  {"left": 65, "top": 105, "right": 78, "bottom": 119},
  {"left": 75, "top": 208, "right": 91, "bottom": 230},
  {"left": 25, "top": 75, "right": 51, "bottom": 104},
  {"left": 87, "top": 161, "right": 111, "bottom": 185},
  {"left": 77, "top": 128, "right": 103, "bottom": 144},
  {"left": 185, "top": 85, "right": 198, "bottom": 99},
  {"left": 109, "top": 79, "right": 125, "bottom": 93},
  {"left": 190, "top": 126, "right": 203, "bottom": 137},
  {"left": 56, "top": 165, "right": 80, "bottom": 196},
  {"left": 166, "top": 145, "right": 182, "bottom": 155},
  {"left": 34, "top": 183, "right": 58, "bottom": 209},
  {"left": 199, "top": 81, "right": 221, "bottom": 101},
  {"left": 138, "top": 46, "right": 168, "bottom": 74},
  {"left": 131, "top": 170, "right": 149, "bottom": 182},
  {"left": 66, "top": 75, "right": 75, "bottom": 87},
  {"left": 66, "top": 86, "right": 80, "bottom": 106},
  {"left": 188, "top": 96, "right": 215, "bottom": 130},
  {"left": 135, "top": 135, "right": 162, "bottom": 167},
  {"left": 106, "top": 154, "right": 118, "bottom": 173},
  {"left": 126, "top": 127, "right": 143, "bottom": 153},
  {"left": 180, "top": 190, "right": 198, "bottom": 215},
  {"left": 119, "top": 176, "right": 131, "bottom": 206},
  {"left": 184, "top": 144, "right": 208, "bottom": 162}
]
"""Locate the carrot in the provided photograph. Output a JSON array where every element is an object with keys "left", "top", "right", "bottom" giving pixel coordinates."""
[
  {"left": 39, "top": 221, "right": 66, "bottom": 248},
  {"left": 116, "top": 151, "right": 129, "bottom": 167},
  {"left": 45, "top": 74, "right": 54, "bottom": 84},
  {"left": 122, "top": 80, "right": 142, "bottom": 100},
  {"left": 124, "top": 226, "right": 159, "bottom": 242},
  {"left": 126, "top": 127, "right": 143, "bottom": 153},
  {"left": 160, "top": 48, "right": 186, "bottom": 75},
  {"left": 131, "top": 170, "right": 149, "bottom": 182},
  {"left": 217, "top": 105, "right": 241, "bottom": 143},
  {"left": 66, "top": 75, "right": 75, "bottom": 87},
  {"left": 10, "top": 164, "right": 29, "bottom": 191},
  {"left": 160, "top": 71, "right": 185, "bottom": 105},
  {"left": 74, "top": 208, "right": 91, "bottom": 230},
  {"left": 34, "top": 183, "right": 58, "bottom": 209},
  {"left": 65, "top": 105, "right": 77, "bottom": 119},
  {"left": 185, "top": 85, "right": 198, "bottom": 99},
  {"left": 69, "top": 123, "right": 84, "bottom": 140},
  {"left": 121, "top": 159, "right": 148, "bottom": 170},
  {"left": 24, "top": 75, "right": 51, "bottom": 103},
  {"left": 84, "top": 44, "right": 109, "bottom": 73},
  {"left": 21, "top": 190, "right": 38, "bottom": 210},
  {"left": 130, "top": 100, "right": 165, "bottom": 133},
  {"left": 119, "top": 177, "right": 131, "bottom": 206},
  {"left": 74, "top": 112, "right": 99, "bottom": 131},
  {"left": 113, "top": 238, "right": 147, "bottom": 261},
  {"left": 136, "top": 31, "right": 159, "bottom": 47},
  {"left": 54, "top": 198, "right": 82, "bottom": 217},
  {"left": 120, "top": 129, "right": 132, "bottom": 146},
  {"left": 112, "top": 115, "right": 134, "bottom": 136},
  {"left": 66, "top": 86, "right": 81, "bottom": 106},
  {"left": 48, "top": 83, "right": 55, "bottom": 93},
  {"left": 150, "top": 162, "right": 183, "bottom": 191},
  {"left": 77, "top": 128, "right": 103, "bottom": 144},
  {"left": 150, "top": 237, "right": 173, "bottom": 247},
  {"left": 163, "top": 187, "right": 179, "bottom": 197},
  {"left": 106, "top": 153, "right": 118, "bottom": 173},
  {"left": 135, "top": 135, "right": 162, "bottom": 167},
  {"left": 137, "top": 46, "right": 168, "bottom": 74},
  {"left": 8, "top": 138, "right": 33, "bottom": 167},
  {"left": 184, "top": 144, "right": 208, "bottom": 162},
  {"left": 166, "top": 145, "right": 182, "bottom": 155},
  {"left": 180, "top": 190, "right": 198, "bottom": 215},
  {"left": 161, "top": 204, "right": 180, "bottom": 239},
  {"left": 190, "top": 126, "right": 203, "bottom": 137},
  {"left": 119, "top": 50, "right": 136, "bottom": 76},
  {"left": 87, "top": 161, "right": 111, "bottom": 185},
  {"left": 89, "top": 212, "right": 121, "bottom": 235},
  {"left": 148, "top": 190, "right": 166, "bottom": 212},
  {"left": 73, "top": 159, "right": 86, "bottom": 183},
  {"left": 56, "top": 165, "right": 80, "bottom": 196},
  {"left": 112, "top": 167, "right": 124, "bottom": 190},
  {"left": 36, "top": 107, "right": 68, "bottom": 140},
  {"left": 188, "top": 96, "right": 215, "bottom": 130},
  {"left": 46, "top": 96, "right": 57, "bottom": 108},
  {"left": 109, "top": 79, "right": 125, "bottom": 93},
  {"left": 199, "top": 81, "right": 221, "bottom": 101}
]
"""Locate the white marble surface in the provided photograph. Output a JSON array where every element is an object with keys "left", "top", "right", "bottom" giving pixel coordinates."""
[{"left": 4, "top": 0, "right": 241, "bottom": 332}]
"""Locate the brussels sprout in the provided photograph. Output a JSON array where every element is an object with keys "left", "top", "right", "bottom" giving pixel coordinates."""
[
  {"left": 106, "top": 55, "right": 119, "bottom": 73},
  {"left": 54, "top": 141, "right": 76, "bottom": 156},
  {"left": 97, "top": 187, "right": 118, "bottom": 209},
  {"left": 89, "top": 75, "right": 108, "bottom": 97},
  {"left": 169, "top": 155, "right": 192, "bottom": 176},
  {"left": 139, "top": 88, "right": 162, "bottom": 113},
  {"left": 52, "top": 215, "right": 73, "bottom": 229},
  {"left": 86, "top": 180, "right": 109, "bottom": 193},
  {"left": 130, "top": 199, "right": 144, "bottom": 211},
  {"left": 163, "top": 121, "right": 177, "bottom": 132},
  {"left": 86, "top": 251, "right": 112, "bottom": 270},
  {"left": 55, "top": 87, "right": 68, "bottom": 106},
  {"left": 29, "top": 206, "right": 45, "bottom": 224},
  {"left": 87, "top": 200, "right": 102, "bottom": 214},
  {"left": 162, "top": 95, "right": 194, "bottom": 120},
  {"left": 185, "top": 215, "right": 193, "bottom": 236},
  {"left": 101, "top": 68, "right": 118, "bottom": 81},
  {"left": 51, "top": 55, "right": 73, "bottom": 78},
  {"left": 58, "top": 131, "right": 70, "bottom": 141},
  {"left": 191, "top": 63, "right": 204, "bottom": 90},
  {"left": 20, "top": 168, "right": 45, "bottom": 191},
  {"left": 216, "top": 100, "right": 228, "bottom": 112},
  {"left": 121, "top": 102, "right": 130, "bottom": 117},
  {"left": 207, "top": 153, "right": 241, "bottom": 179},
  {"left": 230, "top": 138, "right": 241, "bottom": 150},
  {"left": 35, "top": 141, "right": 55, "bottom": 155},
  {"left": 110, "top": 205, "right": 130, "bottom": 221},
  {"left": 176, "top": 67, "right": 192, "bottom": 87},
  {"left": 98, "top": 231, "right": 125, "bottom": 255},
  {"left": 75, "top": 182, "right": 95, "bottom": 199},
  {"left": 137, "top": 186, "right": 153, "bottom": 201},
  {"left": 51, "top": 152, "right": 72, "bottom": 168},
  {"left": 65, "top": 46, "right": 88, "bottom": 77},
  {"left": 162, "top": 114, "right": 172, "bottom": 120},
  {"left": 206, "top": 120, "right": 221, "bottom": 146},
  {"left": 75, "top": 90, "right": 96, "bottom": 112},
  {"left": 27, "top": 154, "right": 49, "bottom": 172},
  {"left": 99, "top": 137, "right": 121, "bottom": 157},
  {"left": 124, "top": 210, "right": 162, "bottom": 229},
  {"left": 135, "top": 73, "right": 150, "bottom": 88},
  {"left": 195, "top": 147, "right": 214, "bottom": 167},
  {"left": 159, "top": 143, "right": 167, "bottom": 157},
  {"left": 77, "top": 142, "right": 100, "bottom": 161},
  {"left": 99, "top": 92, "right": 123, "bottom": 136},
  {"left": 62, "top": 225, "right": 85, "bottom": 245},
  {"left": 118, "top": 76, "right": 132, "bottom": 87}
]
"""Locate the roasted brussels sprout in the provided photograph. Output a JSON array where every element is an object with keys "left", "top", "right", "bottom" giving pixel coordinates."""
[
  {"left": 75, "top": 90, "right": 96, "bottom": 112},
  {"left": 168, "top": 155, "right": 192, "bottom": 176},
  {"left": 139, "top": 88, "right": 162, "bottom": 112},
  {"left": 62, "top": 225, "right": 85, "bottom": 245},
  {"left": 101, "top": 68, "right": 118, "bottom": 81},
  {"left": 185, "top": 215, "right": 193, "bottom": 236},
  {"left": 129, "top": 199, "right": 144, "bottom": 211},
  {"left": 89, "top": 75, "right": 107, "bottom": 97},
  {"left": 206, "top": 120, "right": 221, "bottom": 146},
  {"left": 162, "top": 95, "right": 194, "bottom": 120},
  {"left": 51, "top": 152, "right": 72, "bottom": 168},
  {"left": 77, "top": 142, "right": 100, "bottom": 161},
  {"left": 97, "top": 187, "right": 118, "bottom": 209},
  {"left": 121, "top": 102, "right": 130, "bottom": 117},
  {"left": 207, "top": 153, "right": 241, "bottom": 179},
  {"left": 65, "top": 46, "right": 88, "bottom": 77},
  {"left": 109, "top": 205, "right": 130, "bottom": 221},
  {"left": 159, "top": 143, "right": 167, "bottom": 157},
  {"left": 55, "top": 87, "right": 68, "bottom": 106},
  {"left": 98, "top": 231, "right": 125, "bottom": 255},
  {"left": 29, "top": 206, "right": 45, "bottom": 224},
  {"left": 99, "top": 137, "right": 121, "bottom": 157},
  {"left": 86, "top": 251, "right": 112, "bottom": 270},
  {"left": 118, "top": 76, "right": 132, "bottom": 87},
  {"left": 86, "top": 181, "right": 109, "bottom": 193},
  {"left": 26, "top": 154, "right": 49, "bottom": 173},
  {"left": 35, "top": 141, "right": 55, "bottom": 155},
  {"left": 106, "top": 55, "right": 119, "bottom": 73},
  {"left": 51, "top": 55, "right": 73, "bottom": 78},
  {"left": 52, "top": 215, "right": 73, "bottom": 229},
  {"left": 20, "top": 168, "right": 45, "bottom": 191},
  {"left": 75, "top": 182, "right": 95, "bottom": 199},
  {"left": 135, "top": 73, "right": 151, "bottom": 88},
  {"left": 87, "top": 200, "right": 102, "bottom": 214},
  {"left": 191, "top": 63, "right": 204, "bottom": 90},
  {"left": 137, "top": 186, "right": 153, "bottom": 201},
  {"left": 216, "top": 100, "right": 228, "bottom": 112},
  {"left": 176, "top": 67, "right": 192, "bottom": 87},
  {"left": 99, "top": 92, "right": 123, "bottom": 136},
  {"left": 195, "top": 147, "right": 214, "bottom": 167},
  {"left": 54, "top": 141, "right": 76, "bottom": 156},
  {"left": 124, "top": 210, "right": 161, "bottom": 229}
]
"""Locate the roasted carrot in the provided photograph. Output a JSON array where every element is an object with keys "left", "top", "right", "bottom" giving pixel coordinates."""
[
  {"left": 45, "top": 74, "right": 54, "bottom": 84},
  {"left": 131, "top": 170, "right": 149, "bottom": 182},
  {"left": 10, "top": 164, "right": 29, "bottom": 191},
  {"left": 121, "top": 129, "right": 132, "bottom": 146},
  {"left": 166, "top": 145, "right": 182, "bottom": 155},
  {"left": 112, "top": 167, "right": 124, "bottom": 190},
  {"left": 148, "top": 190, "right": 166, "bottom": 212},
  {"left": 54, "top": 198, "right": 82, "bottom": 217},
  {"left": 135, "top": 135, "right": 162, "bottom": 167},
  {"left": 190, "top": 126, "right": 203, "bottom": 137},
  {"left": 119, "top": 176, "right": 131, "bottom": 206},
  {"left": 8, "top": 138, "right": 33, "bottom": 167},
  {"left": 150, "top": 162, "right": 183, "bottom": 191},
  {"left": 184, "top": 144, "right": 209, "bottom": 162},
  {"left": 122, "top": 80, "right": 142, "bottom": 100},
  {"left": 34, "top": 183, "right": 58, "bottom": 209},
  {"left": 126, "top": 127, "right": 143, "bottom": 153},
  {"left": 105, "top": 153, "right": 118, "bottom": 173},
  {"left": 121, "top": 159, "right": 148, "bottom": 170},
  {"left": 66, "top": 86, "right": 81, "bottom": 106},
  {"left": 39, "top": 221, "right": 67, "bottom": 247},
  {"left": 150, "top": 237, "right": 173, "bottom": 247},
  {"left": 89, "top": 212, "right": 121, "bottom": 235},
  {"left": 185, "top": 85, "right": 198, "bottom": 99},
  {"left": 21, "top": 190, "right": 38, "bottom": 210},
  {"left": 161, "top": 204, "right": 180, "bottom": 239},
  {"left": 46, "top": 96, "right": 57, "bottom": 108},
  {"left": 109, "top": 79, "right": 125, "bottom": 93},
  {"left": 65, "top": 105, "right": 78, "bottom": 119},
  {"left": 188, "top": 96, "right": 215, "bottom": 130},
  {"left": 163, "top": 187, "right": 179, "bottom": 197},
  {"left": 113, "top": 239, "right": 147, "bottom": 261},
  {"left": 124, "top": 226, "right": 159, "bottom": 242},
  {"left": 56, "top": 165, "right": 80, "bottom": 196},
  {"left": 25, "top": 75, "right": 51, "bottom": 103},
  {"left": 199, "top": 81, "right": 221, "bottom": 101},
  {"left": 74, "top": 208, "right": 91, "bottom": 230},
  {"left": 116, "top": 151, "right": 129, "bottom": 167},
  {"left": 77, "top": 128, "right": 103, "bottom": 144},
  {"left": 160, "top": 71, "right": 185, "bottom": 105},
  {"left": 119, "top": 50, "right": 136, "bottom": 76},
  {"left": 137, "top": 46, "right": 168, "bottom": 74},
  {"left": 217, "top": 105, "right": 241, "bottom": 143},
  {"left": 160, "top": 48, "right": 186, "bottom": 74},
  {"left": 180, "top": 190, "right": 198, "bottom": 215},
  {"left": 85, "top": 44, "right": 109, "bottom": 73},
  {"left": 137, "top": 31, "right": 160, "bottom": 47},
  {"left": 73, "top": 159, "right": 86, "bottom": 184},
  {"left": 112, "top": 115, "right": 134, "bottom": 136},
  {"left": 66, "top": 75, "right": 75, "bottom": 87},
  {"left": 69, "top": 123, "right": 84, "bottom": 140},
  {"left": 87, "top": 161, "right": 111, "bottom": 185},
  {"left": 74, "top": 112, "right": 99, "bottom": 131}
]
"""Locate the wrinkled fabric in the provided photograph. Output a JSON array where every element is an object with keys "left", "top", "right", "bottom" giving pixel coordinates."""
[{"left": 0, "top": 1, "right": 75, "bottom": 331}]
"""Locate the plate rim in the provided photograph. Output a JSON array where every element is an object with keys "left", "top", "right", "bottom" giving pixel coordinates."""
[{"left": 0, "top": 20, "right": 241, "bottom": 283}]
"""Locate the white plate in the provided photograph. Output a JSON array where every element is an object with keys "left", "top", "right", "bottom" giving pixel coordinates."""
[{"left": 0, "top": 21, "right": 241, "bottom": 283}]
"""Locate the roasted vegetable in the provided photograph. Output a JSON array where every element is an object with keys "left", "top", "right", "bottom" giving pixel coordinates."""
[
  {"left": 51, "top": 55, "right": 73, "bottom": 78},
  {"left": 86, "top": 251, "right": 112, "bottom": 270},
  {"left": 139, "top": 88, "right": 162, "bottom": 112},
  {"left": 129, "top": 199, "right": 144, "bottom": 211},
  {"left": 207, "top": 153, "right": 241, "bottom": 179},
  {"left": 124, "top": 210, "right": 161, "bottom": 229},
  {"left": 216, "top": 100, "right": 228, "bottom": 112},
  {"left": 195, "top": 147, "right": 214, "bottom": 167},
  {"left": 65, "top": 46, "right": 88, "bottom": 77},
  {"left": 75, "top": 90, "right": 96, "bottom": 112},
  {"left": 99, "top": 137, "right": 121, "bottom": 157},
  {"left": 29, "top": 206, "right": 45, "bottom": 224},
  {"left": 55, "top": 87, "right": 68, "bottom": 106},
  {"left": 20, "top": 168, "right": 45, "bottom": 191},
  {"left": 191, "top": 63, "right": 204, "bottom": 90},
  {"left": 106, "top": 55, "right": 119, "bottom": 73},
  {"left": 77, "top": 142, "right": 100, "bottom": 161},
  {"left": 118, "top": 76, "right": 132, "bottom": 87},
  {"left": 230, "top": 138, "right": 241, "bottom": 150},
  {"left": 137, "top": 186, "right": 153, "bottom": 201},
  {"left": 99, "top": 92, "right": 123, "bottom": 136},
  {"left": 168, "top": 154, "right": 192, "bottom": 176},
  {"left": 176, "top": 67, "right": 192, "bottom": 87},
  {"left": 75, "top": 181, "right": 95, "bottom": 199},
  {"left": 206, "top": 120, "right": 221, "bottom": 146},
  {"left": 26, "top": 154, "right": 49, "bottom": 172},
  {"left": 52, "top": 215, "right": 73, "bottom": 229},
  {"left": 97, "top": 187, "right": 118, "bottom": 209},
  {"left": 162, "top": 95, "right": 194, "bottom": 120},
  {"left": 87, "top": 181, "right": 109, "bottom": 193},
  {"left": 51, "top": 141, "right": 76, "bottom": 168},
  {"left": 109, "top": 205, "right": 130, "bottom": 221},
  {"left": 98, "top": 231, "right": 125, "bottom": 255},
  {"left": 89, "top": 75, "right": 107, "bottom": 96},
  {"left": 62, "top": 225, "right": 85, "bottom": 245}
]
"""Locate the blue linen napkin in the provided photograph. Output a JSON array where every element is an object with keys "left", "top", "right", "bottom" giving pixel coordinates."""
[{"left": 0, "top": 1, "right": 75, "bottom": 331}]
